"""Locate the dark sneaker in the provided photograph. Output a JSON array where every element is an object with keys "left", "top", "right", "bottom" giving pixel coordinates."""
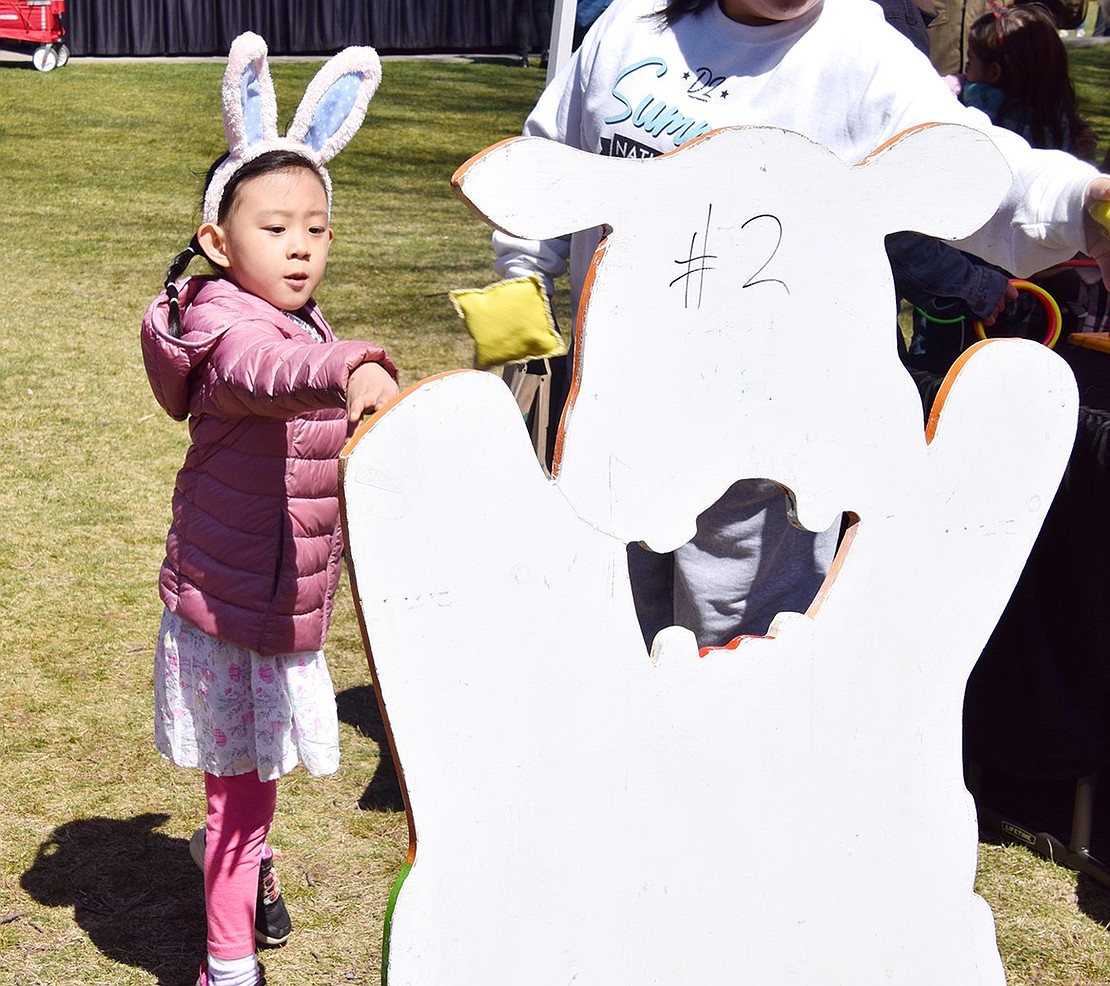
[
  {"left": 189, "top": 826, "right": 206, "bottom": 870},
  {"left": 189, "top": 827, "right": 292, "bottom": 947},
  {"left": 255, "top": 850, "right": 292, "bottom": 947}
]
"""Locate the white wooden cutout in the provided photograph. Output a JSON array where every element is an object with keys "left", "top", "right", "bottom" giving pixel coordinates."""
[{"left": 341, "top": 125, "right": 1079, "bottom": 986}]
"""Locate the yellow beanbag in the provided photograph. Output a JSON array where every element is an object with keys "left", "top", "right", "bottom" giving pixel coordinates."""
[
  {"left": 449, "top": 275, "right": 567, "bottom": 369},
  {"left": 1089, "top": 199, "right": 1110, "bottom": 233}
]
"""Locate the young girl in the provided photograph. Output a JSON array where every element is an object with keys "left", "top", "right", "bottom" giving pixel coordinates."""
[
  {"left": 492, "top": 0, "right": 1110, "bottom": 650},
  {"left": 957, "top": 1, "right": 1097, "bottom": 159},
  {"left": 140, "top": 34, "right": 398, "bottom": 986}
]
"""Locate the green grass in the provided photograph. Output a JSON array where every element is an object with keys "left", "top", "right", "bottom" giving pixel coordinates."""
[
  {"left": 1069, "top": 45, "right": 1110, "bottom": 163},
  {"left": 1, "top": 49, "right": 1110, "bottom": 986}
]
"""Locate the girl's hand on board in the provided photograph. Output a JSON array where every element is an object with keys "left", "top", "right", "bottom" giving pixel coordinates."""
[{"left": 347, "top": 362, "right": 400, "bottom": 423}]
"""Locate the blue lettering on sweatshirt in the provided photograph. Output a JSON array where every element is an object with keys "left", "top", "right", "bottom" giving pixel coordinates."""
[{"left": 606, "top": 58, "right": 713, "bottom": 148}]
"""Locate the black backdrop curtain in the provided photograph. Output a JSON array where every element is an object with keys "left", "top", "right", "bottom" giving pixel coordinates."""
[{"left": 66, "top": 1, "right": 531, "bottom": 57}]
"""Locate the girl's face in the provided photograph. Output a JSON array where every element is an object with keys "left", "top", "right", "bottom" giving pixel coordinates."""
[
  {"left": 719, "top": 0, "right": 822, "bottom": 25},
  {"left": 202, "top": 167, "right": 333, "bottom": 311}
]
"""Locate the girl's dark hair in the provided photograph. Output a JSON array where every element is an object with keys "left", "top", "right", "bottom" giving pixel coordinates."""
[
  {"left": 206, "top": 149, "right": 324, "bottom": 223},
  {"left": 652, "top": 0, "right": 717, "bottom": 25},
  {"left": 162, "top": 150, "right": 325, "bottom": 336},
  {"left": 967, "top": 3, "right": 1097, "bottom": 160},
  {"left": 163, "top": 236, "right": 201, "bottom": 338}
]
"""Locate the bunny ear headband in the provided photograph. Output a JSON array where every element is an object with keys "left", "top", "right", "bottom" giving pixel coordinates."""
[{"left": 201, "top": 32, "right": 382, "bottom": 225}]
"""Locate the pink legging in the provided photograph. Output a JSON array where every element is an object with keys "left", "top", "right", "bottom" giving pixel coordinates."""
[{"left": 203, "top": 771, "right": 277, "bottom": 959}]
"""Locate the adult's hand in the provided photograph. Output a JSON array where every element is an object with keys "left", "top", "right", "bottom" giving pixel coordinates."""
[
  {"left": 981, "top": 279, "right": 1020, "bottom": 327},
  {"left": 1083, "top": 176, "right": 1110, "bottom": 290}
]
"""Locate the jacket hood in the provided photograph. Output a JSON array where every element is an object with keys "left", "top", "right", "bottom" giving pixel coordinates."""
[{"left": 140, "top": 276, "right": 324, "bottom": 421}]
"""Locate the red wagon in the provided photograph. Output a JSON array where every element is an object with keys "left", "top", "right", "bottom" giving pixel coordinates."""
[{"left": 0, "top": 0, "right": 67, "bottom": 71}]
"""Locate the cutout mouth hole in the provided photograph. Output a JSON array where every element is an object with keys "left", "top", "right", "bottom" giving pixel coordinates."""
[{"left": 625, "top": 481, "right": 858, "bottom": 654}]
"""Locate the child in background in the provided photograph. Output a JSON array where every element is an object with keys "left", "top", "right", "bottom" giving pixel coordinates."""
[
  {"left": 953, "top": 2, "right": 1106, "bottom": 344},
  {"left": 140, "top": 34, "right": 398, "bottom": 986},
  {"left": 955, "top": 1, "right": 1097, "bottom": 159},
  {"left": 492, "top": 0, "right": 1110, "bottom": 650}
]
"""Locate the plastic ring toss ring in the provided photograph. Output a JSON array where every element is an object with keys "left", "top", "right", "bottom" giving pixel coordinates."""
[{"left": 974, "top": 279, "right": 1063, "bottom": 349}]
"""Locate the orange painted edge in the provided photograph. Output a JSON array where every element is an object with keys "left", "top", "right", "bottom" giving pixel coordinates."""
[
  {"left": 339, "top": 367, "right": 478, "bottom": 866},
  {"left": 550, "top": 233, "right": 611, "bottom": 476},
  {"left": 698, "top": 633, "right": 761, "bottom": 658},
  {"left": 806, "top": 512, "right": 859, "bottom": 619},
  {"left": 924, "top": 338, "right": 997, "bottom": 445},
  {"left": 856, "top": 122, "right": 944, "bottom": 167},
  {"left": 449, "top": 135, "right": 531, "bottom": 232}
]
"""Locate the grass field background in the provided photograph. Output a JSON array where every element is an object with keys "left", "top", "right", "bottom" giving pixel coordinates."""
[{"left": 1, "top": 42, "right": 1110, "bottom": 986}]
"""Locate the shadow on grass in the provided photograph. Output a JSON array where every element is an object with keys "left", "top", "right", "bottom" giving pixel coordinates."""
[
  {"left": 20, "top": 812, "right": 207, "bottom": 986},
  {"left": 335, "top": 684, "right": 405, "bottom": 812},
  {"left": 1078, "top": 873, "right": 1110, "bottom": 925}
]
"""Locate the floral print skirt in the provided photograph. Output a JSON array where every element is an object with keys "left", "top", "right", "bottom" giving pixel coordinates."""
[{"left": 154, "top": 608, "right": 340, "bottom": 781}]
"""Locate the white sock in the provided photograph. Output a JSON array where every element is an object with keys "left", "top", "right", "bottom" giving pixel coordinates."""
[{"left": 206, "top": 953, "right": 260, "bottom": 986}]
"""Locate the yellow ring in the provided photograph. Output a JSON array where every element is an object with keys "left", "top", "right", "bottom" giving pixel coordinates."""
[{"left": 974, "top": 279, "right": 1063, "bottom": 349}]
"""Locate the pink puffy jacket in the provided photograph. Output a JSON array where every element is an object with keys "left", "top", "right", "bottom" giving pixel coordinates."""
[{"left": 141, "top": 276, "right": 398, "bottom": 656}]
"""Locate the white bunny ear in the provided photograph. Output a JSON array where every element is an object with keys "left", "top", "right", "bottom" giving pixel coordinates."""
[
  {"left": 286, "top": 46, "right": 382, "bottom": 164},
  {"left": 201, "top": 38, "right": 381, "bottom": 225},
  {"left": 221, "top": 32, "right": 280, "bottom": 156}
]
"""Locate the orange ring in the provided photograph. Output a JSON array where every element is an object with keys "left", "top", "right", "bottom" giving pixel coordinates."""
[{"left": 974, "top": 279, "right": 1062, "bottom": 349}]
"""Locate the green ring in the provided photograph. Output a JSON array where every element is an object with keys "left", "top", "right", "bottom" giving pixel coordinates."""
[{"left": 913, "top": 306, "right": 966, "bottom": 325}]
